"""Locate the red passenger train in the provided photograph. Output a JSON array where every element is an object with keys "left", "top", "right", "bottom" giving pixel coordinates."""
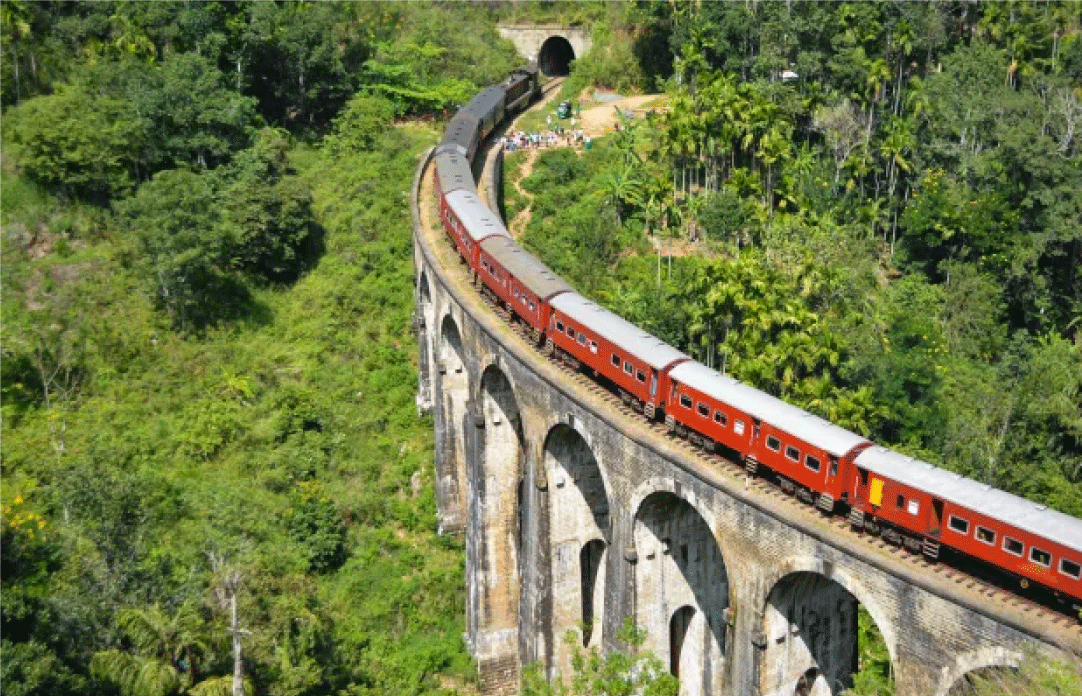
[{"left": 426, "top": 65, "right": 1082, "bottom": 612}]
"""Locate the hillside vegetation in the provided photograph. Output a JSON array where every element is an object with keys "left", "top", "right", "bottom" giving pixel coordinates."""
[{"left": 2, "top": 3, "right": 519, "bottom": 695}]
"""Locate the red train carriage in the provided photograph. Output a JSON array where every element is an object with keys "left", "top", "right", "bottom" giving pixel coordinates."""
[
  {"left": 549, "top": 293, "right": 689, "bottom": 416},
  {"left": 433, "top": 146, "right": 476, "bottom": 200},
  {"left": 439, "top": 189, "right": 510, "bottom": 270},
  {"left": 851, "top": 447, "right": 1082, "bottom": 605},
  {"left": 667, "top": 362, "right": 872, "bottom": 512},
  {"left": 477, "top": 236, "right": 572, "bottom": 341}
]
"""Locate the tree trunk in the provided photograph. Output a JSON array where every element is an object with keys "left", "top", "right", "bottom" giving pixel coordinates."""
[{"left": 232, "top": 590, "right": 243, "bottom": 696}]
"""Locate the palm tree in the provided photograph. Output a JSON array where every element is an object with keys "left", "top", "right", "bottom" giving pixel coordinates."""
[
  {"left": 595, "top": 167, "right": 643, "bottom": 226},
  {"left": 879, "top": 117, "right": 914, "bottom": 254},
  {"left": 91, "top": 604, "right": 248, "bottom": 696}
]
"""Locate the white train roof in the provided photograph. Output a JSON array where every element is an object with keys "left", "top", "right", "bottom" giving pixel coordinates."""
[
  {"left": 479, "top": 237, "right": 573, "bottom": 300},
  {"left": 444, "top": 189, "right": 510, "bottom": 243},
  {"left": 550, "top": 293, "right": 688, "bottom": 370},
  {"left": 855, "top": 446, "right": 1082, "bottom": 553},
  {"left": 669, "top": 361, "right": 870, "bottom": 457},
  {"left": 433, "top": 149, "right": 475, "bottom": 194}
]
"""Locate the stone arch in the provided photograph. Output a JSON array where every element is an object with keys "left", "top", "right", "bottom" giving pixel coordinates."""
[
  {"left": 935, "top": 646, "right": 1021, "bottom": 696},
  {"left": 539, "top": 36, "right": 575, "bottom": 76},
  {"left": 758, "top": 558, "right": 896, "bottom": 664},
  {"left": 468, "top": 363, "right": 526, "bottom": 670},
  {"left": 435, "top": 314, "right": 468, "bottom": 534},
  {"left": 633, "top": 490, "right": 728, "bottom": 696},
  {"left": 543, "top": 422, "right": 611, "bottom": 672},
  {"left": 670, "top": 604, "right": 696, "bottom": 679},
  {"left": 759, "top": 568, "right": 893, "bottom": 696}
]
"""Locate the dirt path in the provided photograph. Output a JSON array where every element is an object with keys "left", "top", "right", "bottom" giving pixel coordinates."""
[
  {"left": 576, "top": 93, "right": 667, "bottom": 138},
  {"left": 502, "top": 87, "right": 666, "bottom": 238},
  {"left": 507, "top": 148, "right": 539, "bottom": 238}
]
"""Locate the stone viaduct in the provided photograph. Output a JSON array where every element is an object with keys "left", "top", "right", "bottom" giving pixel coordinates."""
[{"left": 411, "top": 66, "right": 1082, "bottom": 696}]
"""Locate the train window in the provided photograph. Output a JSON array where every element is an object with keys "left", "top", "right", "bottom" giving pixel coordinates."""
[
  {"left": 577, "top": 333, "right": 587, "bottom": 346},
  {"left": 976, "top": 526, "right": 996, "bottom": 545},
  {"left": 907, "top": 499, "right": 919, "bottom": 515},
  {"left": 948, "top": 515, "right": 970, "bottom": 535},
  {"left": 1060, "top": 558, "right": 1081, "bottom": 580},
  {"left": 566, "top": 325, "right": 575, "bottom": 338},
  {"left": 637, "top": 370, "right": 646, "bottom": 383},
  {"left": 1003, "top": 537, "right": 1024, "bottom": 556},
  {"left": 679, "top": 394, "right": 693, "bottom": 409},
  {"left": 714, "top": 410, "right": 728, "bottom": 426},
  {"left": 589, "top": 341, "right": 598, "bottom": 354},
  {"left": 1030, "top": 547, "right": 1052, "bottom": 568},
  {"left": 624, "top": 361, "right": 633, "bottom": 375},
  {"left": 697, "top": 402, "right": 709, "bottom": 417},
  {"left": 805, "top": 455, "right": 821, "bottom": 472},
  {"left": 734, "top": 420, "right": 745, "bottom": 435},
  {"left": 896, "top": 495, "right": 905, "bottom": 510},
  {"left": 785, "top": 445, "right": 800, "bottom": 462},
  {"left": 611, "top": 354, "right": 621, "bottom": 368},
  {"left": 529, "top": 301, "right": 536, "bottom": 312},
  {"left": 556, "top": 321, "right": 565, "bottom": 333},
  {"left": 765, "top": 436, "right": 781, "bottom": 452}
]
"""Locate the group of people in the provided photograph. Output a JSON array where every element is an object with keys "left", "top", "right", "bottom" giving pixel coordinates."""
[{"left": 501, "top": 127, "right": 590, "bottom": 153}]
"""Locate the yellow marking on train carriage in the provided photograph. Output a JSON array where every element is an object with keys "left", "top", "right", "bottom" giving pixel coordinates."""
[{"left": 869, "top": 478, "right": 884, "bottom": 507}]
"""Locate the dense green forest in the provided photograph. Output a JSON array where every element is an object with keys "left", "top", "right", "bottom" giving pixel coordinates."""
[
  {"left": 1, "top": 2, "right": 520, "bottom": 695},
  {"left": 1, "top": 2, "right": 1080, "bottom": 696}
]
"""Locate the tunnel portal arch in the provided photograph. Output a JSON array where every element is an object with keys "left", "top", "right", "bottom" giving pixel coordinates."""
[{"left": 539, "top": 36, "right": 575, "bottom": 76}]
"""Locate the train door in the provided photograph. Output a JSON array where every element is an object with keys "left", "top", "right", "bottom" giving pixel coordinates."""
[
  {"left": 929, "top": 499, "right": 943, "bottom": 538},
  {"left": 649, "top": 370, "right": 658, "bottom": 399}
]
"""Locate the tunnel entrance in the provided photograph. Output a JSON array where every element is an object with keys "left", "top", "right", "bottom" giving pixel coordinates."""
[{"left": 539, "top": 36, "right": 575, "bottom": 76}]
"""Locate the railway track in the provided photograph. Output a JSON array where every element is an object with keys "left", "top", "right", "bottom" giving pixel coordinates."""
[{"left": 417, "top": 122, "right": 1082, "bottom": 640}]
